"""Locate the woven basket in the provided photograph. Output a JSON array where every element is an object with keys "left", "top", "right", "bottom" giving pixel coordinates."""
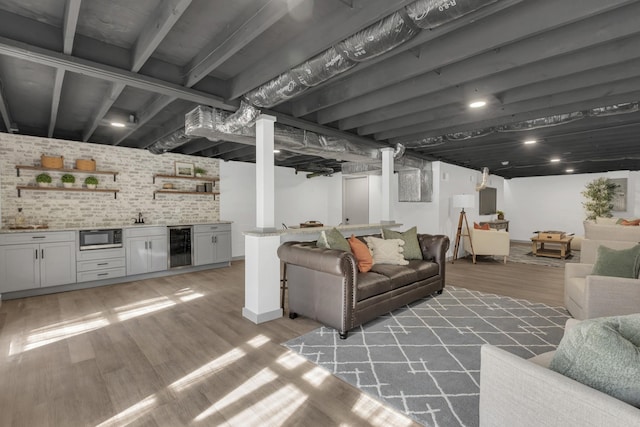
[
  {"left": 76, "top": 158, "right": 96, "bottom": 171},
  {"left": 41, "top": 154, "right": 64, "bottom": 169}
]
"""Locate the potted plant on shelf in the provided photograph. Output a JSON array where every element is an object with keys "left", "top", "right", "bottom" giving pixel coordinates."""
[
  {"left": 496, "top": 210, "right": 505, "bottom": 220},
  {"left": 61, "top": 173, "right": 76, "bottom": 188},
  {"left": 582, "top": 177, "right": 618, "bottom": 220},
  {"left": 194, "top": 167, "right": 206, "bottom": 177},
  {"left": 36, "top": 173, "right": 52, "bottom": 187},
  {"left": 84, "top": 176, "right": 99, "bottom": 189}
]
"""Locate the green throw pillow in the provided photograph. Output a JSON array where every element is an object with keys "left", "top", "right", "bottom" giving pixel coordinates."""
[
  {"left": 321, "top": 228, "right": 352, "bottom": 253},
  {"left": 591, "top": 244, "right": 640, "bottom": 278},
  {"left": 381, "top": 226, "right": 422, "bottom": 260},
  {"left": 549, "top": 314, "right": 640, "bottom": 408},
  {"left": 316, "top": 232, "right": 329, "bottom": 249}
]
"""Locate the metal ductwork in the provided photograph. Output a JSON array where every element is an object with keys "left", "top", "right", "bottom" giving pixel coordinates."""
[
  {"left": 476, "top": 166, "right": 489, "bottom": 191},
  {"left": 407, "top": 101, "right": 640, "bottom": 147}
]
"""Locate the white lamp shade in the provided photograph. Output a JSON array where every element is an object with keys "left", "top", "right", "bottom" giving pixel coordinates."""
[{"left": 452, "top": 194, "right": 475, "bottom": 209}]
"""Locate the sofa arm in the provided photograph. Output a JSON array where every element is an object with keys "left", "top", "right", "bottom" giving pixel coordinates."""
[
  {"left": 480, "top": 345, "right": 640, "bottom": 427},
  {"left": 417, "top": 234, "right": 450, "bottom": 277},
  {"left": 565, "top": 263, "right": 594, "bottom": 280},
  {"left": 583, "top": 275, "right": 640, "bottom": 318},
  {"left": 277, "top": 241, "right": 356, "bottom": 277}
]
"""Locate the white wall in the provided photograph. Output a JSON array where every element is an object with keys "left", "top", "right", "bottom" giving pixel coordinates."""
[
  {"left": 506, "top": 170, "right": 639, "bottom": 242},
  {"left": 220, "top": 161, "right": 342, "bottom": 258}
]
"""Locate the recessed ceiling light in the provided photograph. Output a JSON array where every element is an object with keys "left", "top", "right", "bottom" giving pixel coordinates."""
[
  {"left": 110, "top": 122, "right": 126, "bottom": 128},
  {"left": 273, "top": 149, "right": 280, "bottom": 153},
  {"left": 524, "top": 139, "right": 537, "bottom": 145},
  {"left": 550, "top": 158, "right": 561, "bottom": 163},
  {"left": 501, "top": 161, "right": 509, "bottom": 165},
  {"left": 469, "top": 100, "right": 487, "bottom": 108},
  {"left": 565, "top": 168, "right": 574, "bottom": 173}
]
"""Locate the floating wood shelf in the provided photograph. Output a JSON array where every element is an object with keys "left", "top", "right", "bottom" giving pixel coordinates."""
[
  {"left": 153, "top": 174, "right": 220, "bottom": 184},
  {"left": 153, "top": 190, "right": 220, "bottom": 200},
  {"left": 17, "top": 186, "right": 120, "bottom": 199},
  {"left": 16, "top": 165, "right": 119, "bottom": 181}
]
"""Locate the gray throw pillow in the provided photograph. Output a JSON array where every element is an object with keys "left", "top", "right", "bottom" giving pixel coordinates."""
[
  {"left": 381, "top": 226, "right": 422, "bottom": 260},
  {"left": 591, "top": 244, "right": 640, "bottom": 278},
  {"left": 549, "top": 314, "right": 640, "bottom": 408},
  {"left": 321, "top": 227, "right": 352, "bottom": 253}
]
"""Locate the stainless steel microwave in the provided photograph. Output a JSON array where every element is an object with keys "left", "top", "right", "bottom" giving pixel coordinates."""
[{"left": 79, "top": 228, "right": 123, "bottom": 251}]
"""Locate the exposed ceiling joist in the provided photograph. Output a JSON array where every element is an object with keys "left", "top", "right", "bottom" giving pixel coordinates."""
[
  {"left": 0, "top": 83, "right": 13, "bottom": 132},
  {"left": 113, "top": 96, "right": 176, "bottom": 145},
  {"left": 296, "top": 0, "right": 637, "bottom": 122},
  {"left": 184, "top": 0, "right": 294, "bottom": 87},
  {"left": 82, "top": 0, "right": 193, "bottom": 142},
  {"left": 227, "top": 0, "right": 418, "bottom": 99}
]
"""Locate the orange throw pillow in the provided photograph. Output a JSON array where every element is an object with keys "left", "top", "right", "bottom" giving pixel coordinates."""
[
  {"left": 474, "top": 222, "right": 490, "bottom": 230},
  {"left": 348, "top": 235, "right": 373, "bottom": 273},
  {"left": 620, "top": 219, "right": 640, "bottom": 226}
]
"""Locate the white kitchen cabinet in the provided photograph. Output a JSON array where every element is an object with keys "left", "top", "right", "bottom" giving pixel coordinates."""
[
  {"left": 193, "top": 223, "right": 231, "bottom": 266},
  {"left": 0, "top": 231, "right": 76, "bottom": 293},
  {"left": 125, "top": 227, "right": 167, "bottom": 275},
  {"left": 76, "top": 247, "right": 126, "bottom": 283}
]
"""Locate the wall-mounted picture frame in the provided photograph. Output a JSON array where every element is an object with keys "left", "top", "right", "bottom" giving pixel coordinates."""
[{"left": 175, "top": 161, "right": 194, "bottom": 177}]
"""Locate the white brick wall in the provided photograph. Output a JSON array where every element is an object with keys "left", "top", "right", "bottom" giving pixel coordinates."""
[{"left": 0, "top": 133, "right": 220, "bottom": 228}]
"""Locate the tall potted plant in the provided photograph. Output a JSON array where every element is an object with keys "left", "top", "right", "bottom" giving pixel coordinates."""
[{"left": 582, "top": 177, "right": 618, "bottom": 220}]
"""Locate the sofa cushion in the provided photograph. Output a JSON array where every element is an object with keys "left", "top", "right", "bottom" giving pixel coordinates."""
[
  {"left": 356, "top": 272, "right": 391, "bottom": 301},
  {"left": 348, "top": 234, "right": 373, "bottom": 273},
  {"left": 549, "top": 314, "right": 640, "bottom": 408},
  {"left": 370, "top": 264, "right": 418, "bottom": 290},
  {"left": 591, "top": 244, "right": 640, "bottom": 278},
  {"left": 364, "top": 236, "right": 409, "bottom": 265},
  {"left": 320, "top": 227, "right": 352, "bottom": 253},
  {"left": 407, "top": 260, "right": 439, "bottom": 281},
  {"left": 381, "top": 226, "right": 422, "bottom": 260}
]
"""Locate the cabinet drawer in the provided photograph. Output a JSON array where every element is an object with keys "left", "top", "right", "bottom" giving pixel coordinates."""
[
  {"left": 77, "top": 267, "right": 126, "bottom": 282},
  {"left": 194, "top": 223, "right": 231, "bottom": 233},
  {"left": 0, "top": 231, "right": 76, "bottom": 245},
  {"left": 77, "top": 258, "right": 126, "bottom": 272},
  {"left": 77, "top": 247, "right": 125, "bottom": 261},
  {"left": 124, "top": 226, "right": 166, "bottom": 238}
]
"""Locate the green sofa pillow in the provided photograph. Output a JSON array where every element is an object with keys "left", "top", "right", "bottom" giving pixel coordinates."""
[
  {"left": 319, "top": 227, "right": 352, "bottom": 253},
  {"left": 381, "top": 226, "right": 422, "bottom": 260},
  {"left": 591, "top": 244, "right": 640, "bottom": 278},
  {"left": 549, "top": 314, "right": 640, "bottom": 408}
]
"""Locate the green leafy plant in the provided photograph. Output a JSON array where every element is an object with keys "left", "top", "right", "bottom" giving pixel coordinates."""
[
  {"left": 61, "top": 173, "right": 75, "bottom": 183},
  {"left": 36, "top": 173, "right": 52, "bottom": 183},
  {"left": 84, "top": 176, "right": 99, "bottom": 185},
  {"left": 496, "top": 210, "right": 505, "bottom": 219},
  {"left": 194, "top": 167, "right": 206, "bottom": 175},
  {"left": 582, "top": 177, "right": 618, "bottom": 220}
]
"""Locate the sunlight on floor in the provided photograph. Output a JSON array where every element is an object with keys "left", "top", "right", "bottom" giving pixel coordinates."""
[
  {"left": 350, "top": 393, "right": 414, "bottom": 427},
  {"left": 302, "top": 366, "right": 331, "bottom": 387},
  {"left": 223, "top": 384, "right": 308, "bottom": 427},
  {"left": 8, "top": 288, "right": 204, "bottom": 356},
  {"left": 276, "top": 351, "right": 307, "bottom": 370},
  {"left": 193, "top": 367, "right": 278, "bottom": 422},
  {"left": 95, "top": 394, "right": 158, "bottom": 427},
  {"left": 169, "top": 347, "right": 247, "bottom": 393}
]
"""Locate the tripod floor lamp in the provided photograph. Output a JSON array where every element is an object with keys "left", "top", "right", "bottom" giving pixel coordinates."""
[{"left": 452, "top": 194, "right": 475, "bottom": 263}]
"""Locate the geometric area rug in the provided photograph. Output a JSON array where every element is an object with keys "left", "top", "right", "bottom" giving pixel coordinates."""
[{"left": 283, "top": 286, "right": 570, "bottom": 427}]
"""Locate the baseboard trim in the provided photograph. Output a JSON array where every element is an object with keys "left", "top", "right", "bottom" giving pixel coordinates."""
[{"left": 242, "top": 307, "right": 283, "bottom": 324}]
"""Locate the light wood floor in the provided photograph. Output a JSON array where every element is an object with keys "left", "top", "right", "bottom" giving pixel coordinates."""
[{"left": 0, "top": 258, "right": 567, "bottom": 426}]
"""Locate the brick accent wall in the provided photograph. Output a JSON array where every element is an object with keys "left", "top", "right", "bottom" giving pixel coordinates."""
[{"left": 0, "top": 133, "right": 220, "bottom": 229}]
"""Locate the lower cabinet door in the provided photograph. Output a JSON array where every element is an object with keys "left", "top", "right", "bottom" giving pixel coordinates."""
[
  {"left": 126, "top": 237, "right": 149, "bottom": 276},
  {"left": 0, "top": 244, "right": 40, "bottom": 292},
  {"left": 194, "top": 232, "right": 215, "bottom": 266},
  {"left": 40, "top": 241, "right": 76, "bottom": 287},
  {"left": 148, "top": 235, "right": 168, "bottom": 273},
  {"left": 214, "top": 232, "right": 232, "bottom": 263}
]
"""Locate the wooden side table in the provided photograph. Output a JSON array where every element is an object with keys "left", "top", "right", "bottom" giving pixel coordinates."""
[{"left": 479, "top": 220, "right": 509, "bottom": 231}]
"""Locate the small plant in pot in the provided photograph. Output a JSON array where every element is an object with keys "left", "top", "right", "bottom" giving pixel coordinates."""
[
  {"left": 36, "top": 173, "right": 52, "bottom": 187},
  {"left": 194, "top": 167, "right": 206, "bottom": 177},
  {"left": 84, "top": 176, "right": 99, "bottom": 189},
  {"left": 61, "top": 173, "right": 76, "bottom": 188},
  {"left": 496, "top": 210, "right": 505, "bottom": 220}
]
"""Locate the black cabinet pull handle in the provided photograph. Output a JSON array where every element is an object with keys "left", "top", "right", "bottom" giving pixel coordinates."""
[
  {"left": 97, "top": 273, "right": 108, "bottom": 277},
  {"left": 41, "top": 249, "right": 44, "bottom": 259},
  {"left": 32, "top": 236, "right": 45, "bottom": 239},
  {"left": 35, "top": 249, "right": 38, "bottom": 259},
  {"left": 97, "top": 263, "right": 108, "bottom": 266}
]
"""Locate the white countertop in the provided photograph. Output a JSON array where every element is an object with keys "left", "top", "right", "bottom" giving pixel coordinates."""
[
  {"left": 1, "top": 221, "right": 233, "bottom": 234},
  {"left": 243, "top": 222, "right": 402, "bottom": 238}
]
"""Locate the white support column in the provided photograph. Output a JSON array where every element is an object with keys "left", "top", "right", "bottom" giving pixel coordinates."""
[
  {"left": 243, "top": 113, "right": 282, "bottom": 324},
  {"left": 380, "top": 147, "right": 394, "bottom": 224},
  {"left": 255, "top": 114, "right": 277, "bottom": 231}
]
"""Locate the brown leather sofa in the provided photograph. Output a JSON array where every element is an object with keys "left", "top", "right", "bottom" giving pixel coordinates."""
[{"left": 277, "top": 234, "right": 450, "bottom": 339}]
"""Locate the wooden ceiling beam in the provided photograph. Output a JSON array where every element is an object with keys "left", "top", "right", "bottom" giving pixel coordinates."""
[{"left": 294, "top": 0, "right": 638, "bottom": 121}]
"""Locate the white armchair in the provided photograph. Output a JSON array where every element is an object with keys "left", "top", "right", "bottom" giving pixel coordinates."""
[
  {"left": 463, "top": 228, "right": 510, "bottom": 264},
  {"left": 564, "top": 262, "right": 640, "bottom": 320}
]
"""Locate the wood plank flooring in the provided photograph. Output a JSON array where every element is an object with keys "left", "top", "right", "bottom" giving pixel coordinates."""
[{"left": 0, "top": 257, "right": 568, "bottom": 426}]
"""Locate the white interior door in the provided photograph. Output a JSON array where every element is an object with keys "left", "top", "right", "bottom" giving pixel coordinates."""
[{"left": 343, "top": 176, "right": 369, "bottom": 225}]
